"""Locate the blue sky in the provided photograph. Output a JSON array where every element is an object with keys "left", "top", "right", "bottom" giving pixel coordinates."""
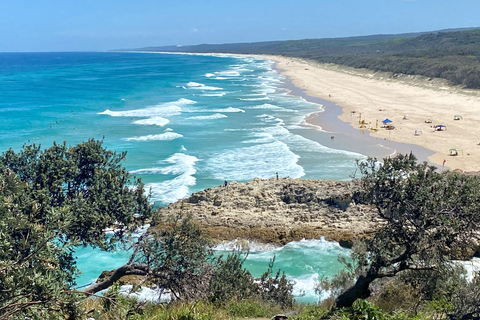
[{"left": 1, "top": 0, "right": 479, "bottom": 52}]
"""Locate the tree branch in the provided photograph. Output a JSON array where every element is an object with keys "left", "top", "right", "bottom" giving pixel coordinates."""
[{"left": 80, "top": 264, "right": 148, "bottom": 295}]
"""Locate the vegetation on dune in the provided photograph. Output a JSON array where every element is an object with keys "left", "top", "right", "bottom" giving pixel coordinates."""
[
  {"left": 148, "top": 28, "right": 480, "bottom": 89},
  {"left": 3, "top": 140, "right": 480, "bottom": 319}
]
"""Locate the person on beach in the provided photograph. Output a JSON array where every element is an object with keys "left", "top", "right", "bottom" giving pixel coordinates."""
[
  {"left": 224, "top": 180, "right": 228, "bottom": 188},
  {"left": 276, "top": 172, "right": 279, "bottom": 180}
]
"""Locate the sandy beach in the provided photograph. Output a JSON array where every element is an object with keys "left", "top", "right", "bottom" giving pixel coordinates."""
[{"left": 264, "top": 55, "right": 480, "bottom": 172}]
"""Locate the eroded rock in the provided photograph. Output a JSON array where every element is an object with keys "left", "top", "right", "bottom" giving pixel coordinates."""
[{"left": 154, "top": 178, "right": 384, "bottom": 245}]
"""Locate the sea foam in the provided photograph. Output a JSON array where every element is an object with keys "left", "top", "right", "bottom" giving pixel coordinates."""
[
  {"left": 133, "top": 116, "right": 170, "bottom": 126},
  {"left": 187, "top": 113, "right": 228, "bottom": 120},
  {"left": 138, "top": 153, "right": 199, "bottom": 204},
  {"left": 98, "top": 98, "right": 196, "bottom": 118},
  {"left": 123, "top": 132, "right": 183, "bottom": 142},
  {"left": 187, "top": 82, "right": 223, "bottom": 91},
  {"left": 205, "top": 140, "right": 305, "bottom": 181}
]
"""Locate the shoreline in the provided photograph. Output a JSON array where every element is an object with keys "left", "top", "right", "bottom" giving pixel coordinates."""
[
  {"left": 146, "top": 51, "right": 480, "bottom": 171},
  {"left": 265, "top": 55, "right": 480, "bottom": 172},
  {"left": 274, "top": 62, "right": 436, "bottom": 167}
]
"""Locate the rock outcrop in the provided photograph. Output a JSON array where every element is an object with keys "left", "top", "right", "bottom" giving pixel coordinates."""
[{"left": 155, "top": 178, "right": 384, "bottom": 246}]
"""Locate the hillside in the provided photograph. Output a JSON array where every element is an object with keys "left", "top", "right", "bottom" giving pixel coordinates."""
[{"left": 137, "top": 28, "right": 480, "bottom": 89}]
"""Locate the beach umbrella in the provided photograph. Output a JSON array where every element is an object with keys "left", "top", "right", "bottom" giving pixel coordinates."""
[
  {"left": 382, "top": 119, "right": 392, "bottom": 125},
  {"left": 435, "top": 125, "right": 447, "bottom": 131}
]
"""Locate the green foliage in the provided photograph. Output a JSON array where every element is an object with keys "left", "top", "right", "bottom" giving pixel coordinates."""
[
  {"left": 316, "top": 241, "right": 369, "bottom": 300},
  {"left": 358, "top": 153, "right": 480, "bottom": 267},
  {"left": 84, "top": 299, "right": 221, "bottom": 320},
  {"left": 91, "top": 284, "right": 146, "bottom": 320},
  {"left": 399, "top": 264, "right": 466, "bottom": 304},
  {"left": 224, "top": 299, "right": 273, "bottom": 318},
  {"left": 352, "top": 300, "right": 385, "bottom": 320},
  {"left": 334, "top": 153, "right": 480, "bottom": 308},
  {"left": 0, "top": 139, "right": 153, "bottom": 319},
  {"left": 289, "top": 304, "right": 329, "bottom": 320},
  {"left": 448, "top": 271, "right": 480, "bottom": 320},
  {"left": 144, "top": 302, "right": 217, "bottom": 320},
  {"left": 259, "top": 257, "right": 295, "bottom": 309},
  {"left": 131, "top": 214, "right": 213, "bottom": 302},
  {"left": 209, "top": 251, "right": 258, "bottom": 303}
]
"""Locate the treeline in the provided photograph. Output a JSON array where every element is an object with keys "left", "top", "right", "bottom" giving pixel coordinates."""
[{"left": 143, "top": 28, "right": 480, "bottom": 89}]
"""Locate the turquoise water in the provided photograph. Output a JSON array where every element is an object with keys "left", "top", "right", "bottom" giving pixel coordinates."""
[{"left": 0, "top": 52, "right": 359, "bottom": 302}]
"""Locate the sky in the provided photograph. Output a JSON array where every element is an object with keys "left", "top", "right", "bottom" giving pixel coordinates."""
[{"left": 1, "top": 0, "right": 479, "bottom": 52}]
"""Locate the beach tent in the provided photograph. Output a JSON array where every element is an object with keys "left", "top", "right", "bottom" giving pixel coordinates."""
[
  {"left": 454, "top": 115, "right": 463, "bottom": 120},
  {"left": 435, "top": 125, "right": 447, "bottom": 131},
  {"left": 382, "top": 119, "right": 392, "bottom": 125},
  {"left": 449, "top": 148, "right": 463, "bottom": 156},
  {"left": 414, "top": 129, "right": 422, "bottom": 136}
]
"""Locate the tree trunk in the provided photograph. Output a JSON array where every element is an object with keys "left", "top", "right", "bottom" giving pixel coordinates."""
[
  {"left": 334, "top": 273, "right": 378, "bottom": 308},
  {"left": 80, "top": 264, "right": 147, "bottom": 295}
]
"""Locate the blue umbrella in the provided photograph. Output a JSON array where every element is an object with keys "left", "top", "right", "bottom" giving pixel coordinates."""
[{"left": 382, "top": 119, "right": 392, "bottom": 125}]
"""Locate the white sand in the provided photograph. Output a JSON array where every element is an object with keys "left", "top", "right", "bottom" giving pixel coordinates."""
[{"left": 266, "top": 55, "right": 480, "bottom": 172}]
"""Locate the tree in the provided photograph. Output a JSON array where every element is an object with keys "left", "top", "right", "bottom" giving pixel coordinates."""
[
  {"left": 209, "top": 251, "right": 259, "bottom": 303},
  {"left": 85, "top": 214, "right": 295, "bottom": 308},
  {"left": 334, "top": 153, "right": 480, "bottom": 308},
  {"left": 0, "top": 139, "right": 153, "bottom": 319},
  {"left": 82, "top": 214, "right": 214, "bottom": 302}
]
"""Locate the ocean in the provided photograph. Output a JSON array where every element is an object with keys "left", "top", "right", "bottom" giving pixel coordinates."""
[{"left": 0, "top": 51, "right": 362, "bottom": 303}]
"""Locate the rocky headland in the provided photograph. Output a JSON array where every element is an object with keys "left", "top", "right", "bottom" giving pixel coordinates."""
[{"left": 155, "top": 178, "right": 384, "bottom": 247}]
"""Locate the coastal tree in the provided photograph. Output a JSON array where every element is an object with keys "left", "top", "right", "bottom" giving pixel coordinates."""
[
  {"left": 82, "top": 214, "right": 216, "bottom": 301},
  {"left": 332, "top": 153, "right": 480, "bottom": 308},
  {"left": 83, "top": 214, "right": 295, "bottom": 308},
  {"left": 0, "top": 139, "right": 153, "bottom": 319}
]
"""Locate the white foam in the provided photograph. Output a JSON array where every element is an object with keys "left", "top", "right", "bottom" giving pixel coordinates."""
[
  {"left": 139, "top": 153, "right": 199, "bottom": 204},
  {"left": 205, "top": 73, "right": 215, "bottom": 77},
  {"left": 187, "top": 82, "right": 223, "bottom": 91},
  {"left": 187, "top": 82, "right": 204, "bottom": 87},
  {"left": 290, "top": 273, "right": 320, "bottom": 302},
  {"left": 119, "top": 285, "right": 171, "bottom": 303},
  {"left": 131, "top": 153, "right": 198, "bottom": 175},
  {"left": 123, "top": 132, "right": 183, "bottom": 142},
  {"left": 215, "top": 70, "right": 240, "bottom": 77},
  {"left": 205, "top": 140, "right": 305, "bottom": 181},
  {"left": 455, "top": 258, "right": 480, "bottom": 281},
  {"left": 98, "top": 98, "right": 195, "bottom": 118},
  {"left": 187, "top": 113, "right": 228, "bottom": 120},
  {"left": 200, "top": 92, "right": 226, "bottom": 97},
  {"left": 209, "top": 107, "right": 245, "bottom": 113},
  {"left": 213, "top": 239, "right": 279, "bottom": 252},
  {"left": 187, "top": 107, "right": 245, "bottom": 113},
  {"left": 239, "top": 96, "right": 271, "bottom": 101},
  {"left": 243, "top": 132, "right": 277, "bottom": 144},
  {"left": 249, "top": 103, "right": 296, "bottom": 112},
  {"left": 298, "top": 119, "right": 323, "bottom": 131},
  {"left": 133, "top": 116, "right": 169, "bottom": 126},
  {"left": 256, "top": 114, "right": 285, "bottom": 125}
]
